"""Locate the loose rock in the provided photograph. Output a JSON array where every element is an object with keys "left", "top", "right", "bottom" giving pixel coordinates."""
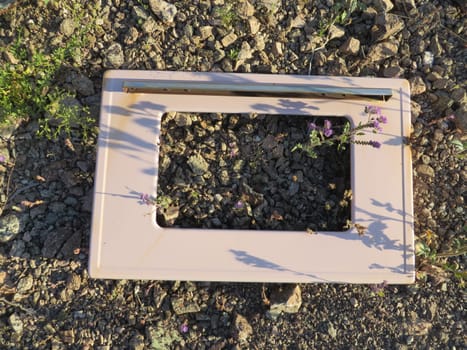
[
  {"left": 187, "top": 153, "right": 209, "bottom": 175},
  {"left": 395, "top": 0, "right": 417, "bottom": 11},
  {"left": 171, "top": 297, "right": 201, "bottom": 315},
  {"left": 409, "top": 76, "right": 426, "bottom": 95},
  {"left": 59, "top": 18, "right": 75, "bottom": 37},
  {"left": 248, "top": 17, "right": 261, "bottom": 34},
  {"left": 258, "top": 0, "right": 281, "bottom": 13},
  {"left": 221, "top": 32, "right": 238, "bottom": 47},
  {"left": 383, "top": 66, "right": 404, "bottom": 77},
  {"left": 367, "top": 40, "right": 399, "bottom": 62},
  {"left": 174, "top": 113, "right": 192, "bottom": 127},
  {"left": 149, "top": 0, "right": 177, "bottom": 23},
  {"left": 339, "top": 37, "right": 360, "bottom": 55},
  {"left": 373, "top": 0, "right": 394, "bottom": 12},
  {"left": 267, "top": 284, "right": 302, "bottom": 320},
  {"left": 17, "top": 274, "right": 34, "bottom": 293},
  {"left": 0, "top": 214, "right": 21, "bottom": 242},
  {"left": 416, "top": 164, "right": 435, "bottom": 177},
  {"left": 103, "top": 43, "right": 124, "bottom": 68},
  {"left": 71, "top": 74, "right": 95, "bottom": 96},
  {"left": 327, "top": 322, "right": 337, "bottom": 339},
  {"left": 371, "top": 13, "right": 405, "bottom": 42},
  {"left": 423, "top": 51, "right": 434, "bottom": 66},
  {"left": 233, "top": 314, "right": 253, "bottom": 342},
  {"left": 9, "top": 313, "right": 23, "bottom": 334},
  {"left": 328, "top": 24, "right": 345, "bottom": 41},
  {"left": 238, "top": 0, "right": 255, "bottom": 19},
  {"left": 235, "top": 41, "right": 253, "bottom": 69}
]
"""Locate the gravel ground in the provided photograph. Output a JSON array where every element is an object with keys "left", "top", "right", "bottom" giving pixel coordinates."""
[
  {"left": 158, "top": 113, "right": 351, "bottom": 231},
  {"left": 0, "top": 0, "right": 466, "bottom": 349}
]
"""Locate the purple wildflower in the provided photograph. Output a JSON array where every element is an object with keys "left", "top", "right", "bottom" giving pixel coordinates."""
[
  {"left": 140, "top": 193, "right": 151, "bottom": 205},
  {"left": 372, "top": 120, "right": 383, "bottom": 132},
  {"left": 229, "top": 142, "right": 238, "bottom": 158},
  {"left": 369, "top": 140, "right": 381, "bottom": 149},
  {"left": 234, "top": 200, "right": 244, "bottom": 210},
  {"left": 366, "top": 105, "right": 381, "bottom": 116},
  {"left": 307, "top": 122, "right": 317, "bottom": 132},
  {"left": 0, "top": 155, "right": 5, "bottom": 163},
  {"left": 378, "top": 115, "right": 388, "bottom": 124},
  {"left": 323, "top": 119, "right": 333, "bottom": 137},
  {"left": 323, "top": 128, "right": 333, "bottom": 137},
  {"left": 370, "top": 280, "right": 388, "bottom": 294},
  {"left": 180, "top": 324, "right": 189, "bottom": 333}
]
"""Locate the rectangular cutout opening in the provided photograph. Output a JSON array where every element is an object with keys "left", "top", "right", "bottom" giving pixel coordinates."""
[{"left": 157, "top": 113, "right": 351, "bottom": 231}]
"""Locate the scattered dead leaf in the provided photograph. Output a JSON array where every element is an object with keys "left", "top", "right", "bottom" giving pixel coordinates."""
[
  {"left": 420, "top": 229, "right": 438, "bottom": 246},
  {"left": 21, "top": 199, "right": 44, "bottom": 208},
  {"left": 261, "top": 285, "right": 270, "bottom": 306},
  {"left": 419, "top": 263, "right": 450, "bottom": 285},
  {"left": 406, "top": 320, "right": 433, "bottom": 336},
  {"left": 35, "top": 175, "right": 46, "bottom": 182},
  {"left": 270, "top": 210, "right": 283, "bottom": 221},
  {"left": 354, "top": 223, "right": 367, "bottom": 236},
  {"left": 65, "top": 138, "right": 75, "bottom": 152},
  {"left": 274, "top": 133, "right": 287, "bottom": 142}
]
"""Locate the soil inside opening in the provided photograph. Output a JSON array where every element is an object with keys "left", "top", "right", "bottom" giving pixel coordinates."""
[{"left": 156, "top": 112, "right": 351, "bottom": 231}]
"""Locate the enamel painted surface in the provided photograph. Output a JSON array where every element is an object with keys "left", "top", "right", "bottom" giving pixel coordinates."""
[{"left": 89, "top": 70, "right": 414, "bottom": 283}]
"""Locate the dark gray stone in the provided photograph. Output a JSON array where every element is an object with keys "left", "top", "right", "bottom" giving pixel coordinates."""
[
  {"left": 171, "top": 297, "right": 201, "bottom": 315},
  {"left": 367, "top": 40, "right": 399, "bottom": 62},
  {"left": 103, "top": 43, "right": 124, "bottom": 68},
  {"left": 371, "top": 14, "right": 405, "bottom": 42},
  {"left": 0, "top": 214, "right": 21, "bottom": 243}
]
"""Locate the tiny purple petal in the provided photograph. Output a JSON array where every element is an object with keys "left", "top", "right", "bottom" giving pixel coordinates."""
[
  {"left": 0, "top": 155, "right": 5, "bottom": 163},
  {"left": 323, "top": 128, "right": 333, "bottom": 137},
  {"left": 372, "top": 120, "right": 383, "bottom": 132},
  {"left": 234, "top": 201, "right": 244, "bottom": 209},
  {"left": 369, "top": 141, "right": 381, "bottom": 149},
  {"left": 324, "top": 119, "right": 332, "bottom": 130},
  {"left": 140, "top": 193, "right": 152, "bottom": 205},
  {"left": 366, "top": 106, "right": 381, "bottom": 115},
  {"left": 307, "top": 122, "right": 317, "bottom": 132},
  {"left": 378, "top": 115, "right": 388, "bottom": 124},
  {"left": 180, "top": 324, "right": 189, "bottom": 333}
]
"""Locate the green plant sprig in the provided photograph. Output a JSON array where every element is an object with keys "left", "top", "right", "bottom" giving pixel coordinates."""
[
  {"left": 292, "top": 106, "right": 387, "bottom": 159},
  {"left": 416, "top": 234, "right": 466, "bottom": 286},
  {"left": 317, "top": 0, "right": 362, "bottom": 37},
  {"left": 0, "top": 2, "right": 95, "bottom": 140}
]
